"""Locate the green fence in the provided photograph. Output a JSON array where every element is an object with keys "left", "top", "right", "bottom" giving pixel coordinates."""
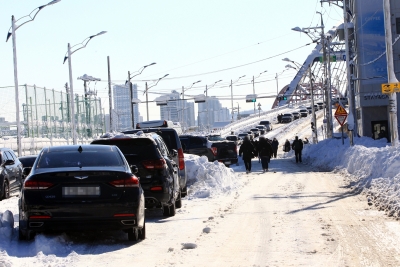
[{"left": 0, "top": 85, "right": 105, "bottom": 139}]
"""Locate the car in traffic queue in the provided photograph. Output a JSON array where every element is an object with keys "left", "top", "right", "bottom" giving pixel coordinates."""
[
  {"left": 92, "top": 132, "right": 181, "bottom": 217},
  {"left": 225, "top": 135, "right": 242, "bottom": 146},
  {"left": 259, "top": 120, "right": 273, "bottom": 131},
  {"left": 281, "top": 113, "right": 294, "bottom": 123},
  {"left": 18, "top": 155, "right": 38, "bottom": 180},
  {"left": 1, "top": 148, "right": 23, "bottom": 200},
  {"left": 250, "top": 128, "right": 260, "bottom": 138},
  {"left": 18, "top": 144, "right": 145, "bottom": 241},
  {"left": 292, "top": 111, "right": 301, "bottom": 120},
  {"left": 299, "top": 109, "right": 309, "bottom": 118},
  {"left": 255, "top": 125, "right": 267, "bottom": 135},
  {"left": 123, "top": 127, "right": 187, "bottom": 198}
]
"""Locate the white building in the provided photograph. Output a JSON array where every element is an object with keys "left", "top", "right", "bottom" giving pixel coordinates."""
[
  {"left": 197, "top": 97, "right": 230, "bottom": 130},
  {"left": 159, "top": 90, "right": 195, "bottom": 128},
  {"left": 112, "top": 84, "right": 140, "bottom": 131}
]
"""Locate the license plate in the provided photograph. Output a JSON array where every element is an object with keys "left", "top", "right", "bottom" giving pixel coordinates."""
[
  {"left": 225, "top": 161, "right": 231, "bottom": 165},
  {"left": 62, "top": 186, "right": 100, "bottom": 197}
]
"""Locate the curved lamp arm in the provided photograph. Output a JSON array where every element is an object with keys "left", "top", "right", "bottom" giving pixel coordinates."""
[{"left": 63, "top": 31, "right": 107, "bottom": 64}]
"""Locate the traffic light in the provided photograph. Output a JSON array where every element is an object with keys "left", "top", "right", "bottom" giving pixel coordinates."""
[{"left": 282, "top": 96, "right": 287, "bottom": 100}]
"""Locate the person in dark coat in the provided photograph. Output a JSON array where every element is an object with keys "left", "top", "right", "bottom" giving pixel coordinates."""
[
  {"left": 257, "top": 136, "right": 273, "bottom": 172},
  {"left": 239, "top": 136, "right": 256, "bottom": 173},
  {"left": 252, "top": 139, "right": 260, "bottom": 163},
  {"left": 271, "top": 138, "right": 279, "bottom": 158},
  {"left": 291, "top": 136, "right": 304, "bottom": 163},
  {"left": 284, "top": 139, "right": 291, "bottom": 152}
]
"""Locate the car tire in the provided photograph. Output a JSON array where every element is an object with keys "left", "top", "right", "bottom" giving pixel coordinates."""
[
  {"left": 2, "top": 181, "right": 9, "bottom": 200},
  {"left": 139, "top": 221, "right": 146, "bottom": 240},
  {"left": 19, "top": 228, "right": 34, "bottom": 241},
  {"left": 175, "top": 191, "right": 182, "bottom": 209},
  {"left": 181, "top": 185, "right": 188, "bottom": 198},
  {"left": 163, "top": 202, "right": 176, "bottom": 217},
  {"left": 128, "top": 227, "right": 139, "bottom": 241}
]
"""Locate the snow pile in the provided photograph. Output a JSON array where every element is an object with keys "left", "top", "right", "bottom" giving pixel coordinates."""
[
  {"left": 184, "top": 154, "right": 241, "bottom": 198},
  {"left": 0, "top": 210, "right": 14, "bottom": 243},
  {"left": 303, "top": 136, "right": 400, "bottom": 218}
]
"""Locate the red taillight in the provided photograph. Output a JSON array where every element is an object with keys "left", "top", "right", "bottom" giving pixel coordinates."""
[
  {"left": 211, "top": 147, "right": 218, "bottom": 156},
  {"left": 150, "top": 186, "right": 163, "bottom": 191},
  {"left": 178, "top": 148, "right": 185, "bottom": 170},
  {"left": 142, "top": 159, "right": 166, "bottom": 169},
  {"left": 24, "top": 180, "right": 53, "bottom": 190},
  {"left": 109, "top": 176, "right": 139, "bottom": 188},
  {"left": 113, "top": 213, "right": 135, "bottom": 217},
  {"left": 29, "top": 215, "right": 51, "bottom": 219}
]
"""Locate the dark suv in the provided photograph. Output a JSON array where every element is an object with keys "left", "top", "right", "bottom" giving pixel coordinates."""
[
  {"left": 91, "top": 132, "right": 181, "bottom": 217},
  {"left": 1, "top": 148, "right": 23, "bottom": 200},
  {"left": 123, "top": 128, "right": 187, "bottom": 197}
]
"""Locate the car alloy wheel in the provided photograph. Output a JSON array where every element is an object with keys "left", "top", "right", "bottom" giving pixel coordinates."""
[{"left": 2, "top": 181, "right": 9, "bottom": 199}]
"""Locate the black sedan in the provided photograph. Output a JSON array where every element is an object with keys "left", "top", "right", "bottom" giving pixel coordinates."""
[{"left": 19, "top": 145, "right": 145, "bottom": 241}]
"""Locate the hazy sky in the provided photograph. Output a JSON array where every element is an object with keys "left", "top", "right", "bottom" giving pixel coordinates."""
[{"left": 1, "top": 0, "right": 343, "bottom": 120}]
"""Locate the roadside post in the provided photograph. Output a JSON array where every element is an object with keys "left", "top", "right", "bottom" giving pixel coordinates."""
[{"left": 334, "top": 104, "right": 348, "bottom": 145}]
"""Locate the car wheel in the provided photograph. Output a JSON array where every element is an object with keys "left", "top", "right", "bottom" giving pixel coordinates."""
[
  {"left": 2, "top": 181, "right": 9, "bottom": 200},
  {"left": 181, "top": 185, "right": 188, "bottom": 198},
  {"left": 128, "top": 227, "right": 139, "bottom": 241},
  {"left": 175, "top": 191, "right": 182, "bottom": 209},
  {"left": 19, "top": 228, "right": 35, "bottom": 241},
  {"left": 163, "top": 202, "right": 176, "bottom": 217},
  {"left": 139, "top": 221, "right": 146, "bottom": 240}
]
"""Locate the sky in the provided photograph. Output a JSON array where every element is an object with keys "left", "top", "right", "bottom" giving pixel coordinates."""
[{"left": 0, "top": 0, "right": 344, "bottom": 121}]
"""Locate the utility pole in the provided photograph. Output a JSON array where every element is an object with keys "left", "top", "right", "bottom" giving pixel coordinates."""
[
  {"left": 128, "top": 71, "right": 135, "bottom": 129},
  {"left": 230, "top": 79, "right": 233, "bottom": 122},
  {"left": 146, "top": 82, "right": 149, "bottom": 121},
  {"left": 383, "top": 0, "right": 399, "bottom": 146},
  {"left": 107, "top": 56, "right": 112, "bottom": 132},
  {"left": 310, "top": 66, "right": 318, "bottom": 143},
  {"left": 252, "top": 76, "right": 256, "bottom": 114}
]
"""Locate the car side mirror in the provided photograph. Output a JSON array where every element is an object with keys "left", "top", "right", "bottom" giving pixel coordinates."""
[
  {"left": 2, "top": 159, "right": 14, "bottom": 167},
  {"left": 171, "top": 149, "right": 178, "bottom": 157},
  {"left": 130, "top": 165, "right": 139, "bottom": 174},
  {"left": 22, "top": 167, "right": 32, "bottom": 178}
]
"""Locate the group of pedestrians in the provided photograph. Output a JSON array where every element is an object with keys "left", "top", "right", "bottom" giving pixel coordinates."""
[
  {"left": 239, "top": 136, "right": 280, "bottom": 173},
  {"left": 239, "top": 135, "right": 306, "bottom": 174}
]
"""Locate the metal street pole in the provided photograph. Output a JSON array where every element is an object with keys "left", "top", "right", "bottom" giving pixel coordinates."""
[
  {"left": 230, "top": 79, "right": 233, "bottom": 122},
  {"left": 252, "top": 76, "right": 255, "bottom": 114},
  {"left": 384, "top": 0, "right": 399, "bottom": 146},
  {"left": 146, "top": 82, "right": 149, "bottom": 121},
  {"left": 128, "top": 71, "right": 134, "bottom": 129},
  {"left": 67, "top": 43, "right": 77, "bottom": 144},
  {"left": 108, "top": 56, "right": 112, "bottom": 133},
  {"left": 310, "top": 66, "right": 318, "bottom": 143}
]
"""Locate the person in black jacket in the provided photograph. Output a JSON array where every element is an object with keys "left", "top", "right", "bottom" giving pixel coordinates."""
[
  {"left": 257, "top": 136, "right": 273, "bottom": 172},
  {"left": 239, "top": 136, "right": 255, "bottom": 174},
  {"left": 271, "top": 138, "right": 279, "bottom": 158},
  {"left": 291, "top": 136, "right": 304, "bottom": 163}
]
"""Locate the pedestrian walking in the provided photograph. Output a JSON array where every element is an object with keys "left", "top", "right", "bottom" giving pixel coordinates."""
[
  {"left": 271, "top": 138, "right": 279, "bottom": 158},
  {"left": 239, "top": 136, "right": 256, "bottom": 174},
  {"left": 291, "top": 136, "right": 304, "bottom": 163},
  {"left": 283, "top": 139, "right": 291, "bottom": 152},
  {"left": 257, "top": 136, "right": 273, "bottom": 172}
]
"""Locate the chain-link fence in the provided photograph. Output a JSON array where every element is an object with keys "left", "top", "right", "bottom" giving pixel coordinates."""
[{"left": 0, "top": 85, "right": 105, "bottom": 140}]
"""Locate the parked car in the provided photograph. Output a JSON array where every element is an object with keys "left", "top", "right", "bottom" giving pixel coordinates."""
[
  {"left": 225, "top": 135, "right": 242, "bottom": 146},
  {"left": 246, "top": 131, "right": 255, "bottom": 140},
  {"left": 250, "top": 128, "right": 260, "bottom": 138},
  {"left": 259, "top": 120, "right": 273, "bottom": 131},
  {"left": 92, "top": 132, "right": 181, "bottom": 217},
  {"left": 306, "top": 107, "right": 313, "bottom": 114},
  {"left": 281, "top": 113, "right": 294, "bottom": 123},
  {"left": 18, "top": 155, "right": 38, "bottom": 180},
  {"left": 19, "top": 144, "right": 145, "bottom": 241},
  {"left": 179, "top": 135, "right": 238, "bottom": 167},
  {"left": 123, "top": 128, "right": 187, "bottom": 197},
  {"left": 292, "top": 112, "right": 301, "bottom": 120},
  {"left": 1, "top": 148, "right": 23, "bottom": 200},
  {"left": 299, "top": 109, "right": 308, "bottom": 118},
  {"left": 255, "top": 125, "right": 267, "bottom": 135}
]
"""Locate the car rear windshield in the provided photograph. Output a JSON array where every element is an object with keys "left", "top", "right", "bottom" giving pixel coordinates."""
[
  {"left": 208, "top": 135, "right": 225, "bottom": 141},
  {"left": 91, "top": 138, "right": 159, "bottom": 164},
  {"left": 36, "top": 148, "right": 124, "bottom": 168},
  {"left": 123, "top": 129, "right": 178, "bottom": 152},
  {"left": 19, "top": 157, "right": 37, "bottom": 167}
]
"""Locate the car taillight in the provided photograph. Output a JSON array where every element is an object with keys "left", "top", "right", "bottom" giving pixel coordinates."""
[
  {"left": 29, "top": 215, "right": 51, "bottom": 219},
  {"left": 211, "top": 147, "right": 218, "bottom": 156},
  {"left": 114, "top": 213, "right": 135, "bottom": 217},
  {"left": 142, "top": 159, "right": 166, "bottom": 169},
  {"left": 109, "top": 176, "right": 139, "bottom": 188},
  {"left": 178, "top": 148, "right": 185, "bottom": 170},
  {"left": 24, "top": 180, "right": 53, "bottom": 190},
  {"left": 150, "top": 186, "right": 163, "bottom": 191}
]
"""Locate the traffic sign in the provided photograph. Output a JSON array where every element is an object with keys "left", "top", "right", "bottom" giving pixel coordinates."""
[
  {"left": 381, "top": 82, "right": 400, "bottom": 94},
  {"left": 335, "top": 105, "right": 347, "bottom": 116},
  {"left": 335, "top": 114, "right": 347, "bottom": 126}
]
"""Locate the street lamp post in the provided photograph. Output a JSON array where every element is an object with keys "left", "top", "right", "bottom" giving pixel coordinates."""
[
  {"left": 127, "top": 62, "right": 156, "bottom": 129},
  {"left": 143, "top": 74, "right": 169, "bottom": 121},
  {"left": 230, "top": 75, "right": 245, "bottom": 122},
  {"left": 63, "top": 31, "right": 107, "bottom": 144},
  {"left": 6, "top": 0, "right": 61, "bottom": 156},
  {"left": 251, "top": 71, "right": 267, "bottom": 114},
  {"left": 181, "top": 80, "right": 201, "bottom": 129}
]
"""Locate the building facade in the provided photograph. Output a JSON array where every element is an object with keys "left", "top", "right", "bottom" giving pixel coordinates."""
[
  {"left": 159, "top": 90, "right": 195, "bottom": 128},
  {"left": 197, "top": 97, "right": 230, "bottom": 130},
  {"left": 112, "top": 84, "right": 140, "bottom": 131}
]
